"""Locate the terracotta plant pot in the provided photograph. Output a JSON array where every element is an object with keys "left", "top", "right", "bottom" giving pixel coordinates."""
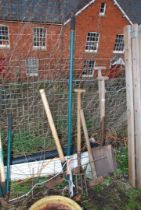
[{"left": 29, "top": 195, "right": 82, "bottom": 210}]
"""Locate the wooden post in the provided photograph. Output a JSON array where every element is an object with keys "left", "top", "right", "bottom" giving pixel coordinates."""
[
  {"left": 124, "top": 24, "right": 141, "bottom": 188},
  {"left": 74, "top": 89, "right": 85, "bottom": 172},
  {"left": 124, "top": 25, "right": 135, "bottom": 187},
  {"left": 131, "top": 24, "right": 141, "bottom": 188},
  {"left": 95, "top": 67, "right": 108, "bottom": 144},
  {"left": 39, "top": 89, "right": 65, "bottom": 164},
  {"left": 80, "top": 109, "right": 97, "bottom": 180},
  {"left": 139, "top": 25, "right": 141, "bottom": 88}
]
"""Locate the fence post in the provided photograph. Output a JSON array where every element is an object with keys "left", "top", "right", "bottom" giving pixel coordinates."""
[
  {"left": 124, "top": 24, "right": 141, "bottom": 188},
  {"left": 139, "top": 25, "right": 141, "bottom": 83},
  {"left": 124, "top": 25, "right": 135, "bottom": 187},
  {"left": 132, "top": 24, "right": 141, "bottom": 188},
  {"left": 95, "top": 67, "right": 108, "bottom": 145}
]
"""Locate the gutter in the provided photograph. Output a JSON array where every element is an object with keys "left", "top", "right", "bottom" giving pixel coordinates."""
[{"left": 0, "top": 19, "right": 62, "bottom": 26}]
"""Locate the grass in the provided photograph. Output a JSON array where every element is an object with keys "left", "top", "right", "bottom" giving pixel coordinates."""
[
  {"left": 2, "top": 134, "right": 51, "bottom": 159},
  {"left": 81, "top": 146, "right": 141, "bottom": 210},
  {"left": 3, "top": 132, "right": 56, "bottom": 158},
  {"left": 81, "top": 199, "right": 98, "bottom": 210},
  {"left": 10, "top": 177, "right": 48, "bottom": 199},
  {"left": 125, "top": 189, "right": 141, "bottom": 210},
  {"left": 116, "top": 147, "right": 128, "bottom": 174}
]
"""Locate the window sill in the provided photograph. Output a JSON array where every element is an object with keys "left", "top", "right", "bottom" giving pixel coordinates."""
[
  {"left": 113, "top": 51, "right": 124, "bottom": 54},
  {"left": 85, "top": 50, "right": 97, "bottom": 53},
  {"left": 99, "top": 13, "right": 105, "bottom": 16},
  {"left": 82, "top": 74, "right": 93, "bottom": 78},
  {"left": 33, "top": 46, "right": 46, "bottom": 51},
  {"left": 0, "top": 45, "right": 10, "bottom": 49}
]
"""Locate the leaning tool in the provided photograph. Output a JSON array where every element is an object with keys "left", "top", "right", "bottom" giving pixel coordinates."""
[
  {"left": 80, "top": 109, "right": 97, "bottom": 180},
  {"left": 39, "top": 89, "right": 65, "bottom": 166},
  {"left": 74, "top": 89, "right": 85, "bottom": 173}
]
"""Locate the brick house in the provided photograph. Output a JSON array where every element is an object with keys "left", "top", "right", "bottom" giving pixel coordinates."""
[{"left": 0, "top": 0, "right": 140, "bottom": 81}]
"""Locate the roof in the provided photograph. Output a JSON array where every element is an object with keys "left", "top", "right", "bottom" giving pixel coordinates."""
[
  {"left": 0, "top": 0, "right": 66, "bottom": 24},
  {"left": 0, "top": 0, "right": 140, "bottom": 24},
  {"left": 116, "top": 0, "right": 141, "bottom": 24},
  {"left": 69, "top": 0, "right": 141, "bottom": 24},
  {"left": 0, "top": 0, "right": 89, "bottom": 24}
]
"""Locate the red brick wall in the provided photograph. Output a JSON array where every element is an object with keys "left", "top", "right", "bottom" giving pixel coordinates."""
[
  {"left": 0, "top": 0, "right": 130, "bottom": 81},
  {"left": 63, "top": 0, "right": 129, "bottom": 78},
  {"left": 0, "top": 21, "right": 63, "bottom": 81}
]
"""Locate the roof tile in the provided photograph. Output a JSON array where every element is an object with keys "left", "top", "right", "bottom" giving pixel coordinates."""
[{"left": 0, "top": 0, "right": 140, "bottom": 24}]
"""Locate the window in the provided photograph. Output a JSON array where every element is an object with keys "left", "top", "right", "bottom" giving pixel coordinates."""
[
  {"left": 82, "top": 60, "right": 95, "bottom": 77},
  {"left": 99, "top": 2, "right": 106, "bottom": 16},
  {"left": 113, "top": 34, "right": 124, "bottom": 53},
  {"left": 26, "top": 58, "right": 39, "bottom": 76},
  {"left": 0, "top": 25, "right": 10, "bottom": 48},
  {"left": 85, "top": 32, "right": 99, "bottom": 52},
  {"left": 33, "top": 27, "right": 46, "bottom": 49}
]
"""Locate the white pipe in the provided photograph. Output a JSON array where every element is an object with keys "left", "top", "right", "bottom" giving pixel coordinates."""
[
  {"left": 0, "top": 132, "right": 5, "bottom": 183},
  {"left": 6, "top": 152, "right": 89, "bottom": 181}
]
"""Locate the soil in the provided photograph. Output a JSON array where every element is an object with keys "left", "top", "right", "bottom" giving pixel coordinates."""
[
  {"left": 2, "top": 177, "right": 141, "bottom": 210},
  {"left": 82, "top": 179, "right": 141, "bottom": 210}
]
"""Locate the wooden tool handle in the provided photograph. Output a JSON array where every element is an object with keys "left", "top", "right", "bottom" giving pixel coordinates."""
[
  {"left": 80, "top": 109, "right": 97, "bottom": 179},
  {"left": 40, "top": 89, "right": 65, "bottom": 163},
  {"left": 74, "top": 89, "right": 86, "bottom": 94},
  {"left": 74, "top": 89, "right": 86, "bottom": 172}
]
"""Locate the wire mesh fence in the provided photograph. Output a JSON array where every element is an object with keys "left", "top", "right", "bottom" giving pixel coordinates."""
[{"left": 0, "top": 72, "right": 127, "bottom": 158}]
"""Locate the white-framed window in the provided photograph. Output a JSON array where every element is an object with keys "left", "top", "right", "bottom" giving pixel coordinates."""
[
  {"left": 85, "top": 32, "right": 100, "bottom": 52},
  {"left": 82, "top": 60, "right": 95, "bottom": 77},
  {"left": 113, "top": 34, "right": 124, "bottom": 53},
  {"left": 99, "top": 2, "right": 106, "bottom": 16},
  {"left": 26, "top": 58, "right": 39, "bottom": 76},
  {"left": 33, "top": 27, "right": 46, "bottom": 50},
  {"left": 0, "top": 25, "right": 10, "bottom": 48}
]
